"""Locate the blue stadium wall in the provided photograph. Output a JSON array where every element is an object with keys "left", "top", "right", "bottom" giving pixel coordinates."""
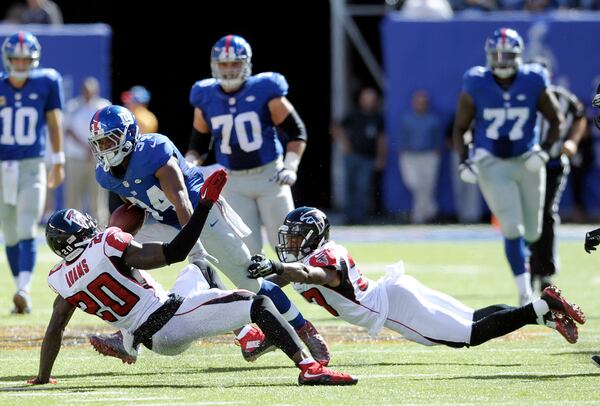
[{"left": 381, "top": 13, "right": 600, "bottom": 218}]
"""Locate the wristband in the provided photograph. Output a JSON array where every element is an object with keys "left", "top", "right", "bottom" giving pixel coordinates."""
[
  {"left": 272, "top": 260, "right": 284, "bottom": 275},
  {"left": 283, "top": 151, "right": 301, "bottom": 172},
  {"left": 50, "top": 151, "right": 65, "bottom": 165}
]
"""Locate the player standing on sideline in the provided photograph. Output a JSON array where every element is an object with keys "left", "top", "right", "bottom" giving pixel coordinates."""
[
  {"left": 528, "top": 61, "right": 587, "bottom": 293},
  {"left": 249, "top": 207, "right": 586, "bottom": 348},
  {"left": 185, "top": 34, "right": 307, "bottom": 256},
  {"left": 28, "top": 171, "right": 357, "bottom": 386},
  {"left": 453, "top": 27, "right": 563, "bottom": 305},
  {"left": 0, "top": 31, "right": 65, "bottom": 314},
  {"left": 88, "top": 105, "right": 330, "bottom": 365}
]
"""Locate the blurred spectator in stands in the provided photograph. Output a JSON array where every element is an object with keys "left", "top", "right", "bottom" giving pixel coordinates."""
[
  {"left": 64, "top": 77, "right": 110, "bottom": 225},
  {"left": 108, "top": 86, "right": 159, "bottom": 214},
  {"left": 120, "top": 85, "right": 158, "bottom": 134},
  {"left": 19, "top": 0, "right": 63, "bottom": 25},
  {"left": 2, "top": 3, "right": 26, "bottom": 23},
  {"left": 398, "top": 90, "right": 443, "bottom": 224},
  {"left": 331, "top": 86, "right": 386, "bottom": 224},
  {"left": 401, "top": 0, "right": 454, "bottom": 18},
  {"left": 451, "top": 0, "right": 498, "bottom": 11}
]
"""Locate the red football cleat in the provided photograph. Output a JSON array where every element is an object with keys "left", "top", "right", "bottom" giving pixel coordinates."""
[
  {"left": 541, "top": 285, "right": 586, "bottom": 324},
  {"left": 296, "top": 320, "right": 331, "bottom": 366},
  {"left": 551, "top": 311, "right": 579, "bottom": 344},
  {"left": 298, "top": 361, "right": 358, "bottom": 386},
  {"left": 235, "top": 326, "right": 275, "bottom": 362}
]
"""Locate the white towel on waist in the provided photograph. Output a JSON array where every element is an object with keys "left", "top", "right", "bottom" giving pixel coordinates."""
[{"left": 1, "top": 161, "right": 19, "bottom": 206}]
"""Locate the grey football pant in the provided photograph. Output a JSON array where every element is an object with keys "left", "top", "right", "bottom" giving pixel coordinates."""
[
  {"left": 0, "top": 157, "right": 46, "bottom": 246},
  {"left": 475, "top": 154, "right": 545, "bottom": 242}
]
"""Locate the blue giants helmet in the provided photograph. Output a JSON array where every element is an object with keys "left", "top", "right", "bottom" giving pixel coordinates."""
[
  {"left": 89, "top": 105, "right": 139, "bottom": 170},
  {"left": 2, "top": 31, "right": 41, "bottom": 80},
  {"left": 485, "top": 28, "right": 524, "bottom": 79},
  {"left": 210, "top": 34, "right": 252, "bottom": 92}
]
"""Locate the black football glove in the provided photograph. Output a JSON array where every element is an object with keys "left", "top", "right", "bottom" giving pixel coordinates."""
[
  {"left": 248, "top": 254, "right": 283, "bottom": 278},
  {"left": 592, "top": 93, "right": 600, "bottom": 130},
  {"left": 584, "top": 227, "right": 600, "bottom": 253}
]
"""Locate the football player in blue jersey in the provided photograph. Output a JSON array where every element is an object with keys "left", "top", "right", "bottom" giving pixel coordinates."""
[
  {"left": 185, "top": 34, "right": 307, "bottom": 257},
  {"left": 452, "top": 28, "right": 563, "bottom": 305},
  {"left": 0, "top": 31, "right": 65, "bottom": 314},
  {"left": 88, "top": 105, "right": 329, "bottom": 365}
]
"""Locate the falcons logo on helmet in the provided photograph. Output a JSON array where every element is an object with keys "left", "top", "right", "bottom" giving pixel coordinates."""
[{"left": 300, "top": 209, "right": 326, "bottom": 234}]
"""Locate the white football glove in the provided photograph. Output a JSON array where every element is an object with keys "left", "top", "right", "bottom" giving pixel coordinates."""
[
  {"left": 524, "top": 150, "right": 549, "bottom": 172},
  {"left": 458, "top": 159, "right": 478, "bottom": 184},
  {"left": 276, "top": 168, "right": 297, "bottom": 186}
]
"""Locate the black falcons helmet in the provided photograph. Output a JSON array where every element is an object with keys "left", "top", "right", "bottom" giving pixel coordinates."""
[
  {"left": 276, "top": 206, "right": 330, "bottom": 263},
  {"left": 46, "top": 209, "right": 99, "bottom": 261}
]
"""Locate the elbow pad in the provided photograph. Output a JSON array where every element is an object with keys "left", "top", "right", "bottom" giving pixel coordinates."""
[{"left": 277, "top": 110, "right": 307, "bottom": 143}]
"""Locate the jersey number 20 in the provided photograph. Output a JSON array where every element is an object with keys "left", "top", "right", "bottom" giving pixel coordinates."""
[{"left": 211, "top": 112, "right": 263, "bottom": 154}]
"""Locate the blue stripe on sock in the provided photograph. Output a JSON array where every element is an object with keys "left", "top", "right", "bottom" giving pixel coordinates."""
[
  {"left": 258, "top": 280, "right": 306, "bottom": 329},
  {"left": 19, "top": 239, "right": 36, "bottom": 273},
  {"left": 6, "top": 244, "right": 19, "bottom": 277},
  {"left": 505, "top": 237, "right": 526, "bottom": 276}
]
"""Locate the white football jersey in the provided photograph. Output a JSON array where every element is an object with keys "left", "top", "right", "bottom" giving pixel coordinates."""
[
  {"left": 48, "top": 227, "right": 169, "bottom": 332},
  {"left": 292, "top": 240, "right": 388, "bottom": 335}
]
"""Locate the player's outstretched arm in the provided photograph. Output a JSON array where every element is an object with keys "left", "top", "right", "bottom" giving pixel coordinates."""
[
  {"left": 156, "top": 157, "right": 194, "bottom": 228},
  {"left": 248, "top": 255, "right": 340, "bottom": 286},
  {"left": 28, "top": 296, "right": 76, "bottom": 385},
  {"left": 122, "top": 169, "right": 228, "bottom": 269}
]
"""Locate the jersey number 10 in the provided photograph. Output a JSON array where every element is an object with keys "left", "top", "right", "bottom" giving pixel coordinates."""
[{"left": 0, "top": 107, "right": 39, "bottom": 146}]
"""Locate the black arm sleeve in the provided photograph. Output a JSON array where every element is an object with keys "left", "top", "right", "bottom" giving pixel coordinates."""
[
  {"left": 187, "top": 128, "right": 213, "bottom": 155},
  {"left": 276, "top": 110, "right": 307, "bottom": 143},
  {"left": 162, "top": 200, "right": 212, "bottom": 265}
]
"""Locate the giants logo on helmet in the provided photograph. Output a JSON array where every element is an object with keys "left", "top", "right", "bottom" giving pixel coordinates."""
[{"left": 299, "top": 209, "right": 326, "bottom": 234}]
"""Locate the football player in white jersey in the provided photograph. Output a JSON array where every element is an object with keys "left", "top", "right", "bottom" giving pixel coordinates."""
[
  {"left": 249, "top": 207, "right": 586, "bottom": 349},
  {"left": 28, "top": 171, "right": 357, "bottom": 386}
]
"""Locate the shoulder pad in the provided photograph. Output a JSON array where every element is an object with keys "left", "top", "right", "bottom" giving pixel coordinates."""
[
  {"left": 254, "top": 72, "right": 289, "bottom": 97},
  {"left": 464, "top": 66, "right": 487, "bottom": 79},
  {"left": 190, "top": 79, "right": 217, "bottom": 107},
  {"left": 48, "top": 262, "right": 64, "bottom": 276},
  {"left": 309, "top": 248, "right": 337, "bottom": 267},
  {"left": 104, "top": 227, "right": 133, "bottom": 254}
]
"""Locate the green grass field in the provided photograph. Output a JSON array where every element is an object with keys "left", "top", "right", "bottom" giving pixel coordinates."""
[{"left": 1, "top": 227, "right": 599, "bottom": 405}]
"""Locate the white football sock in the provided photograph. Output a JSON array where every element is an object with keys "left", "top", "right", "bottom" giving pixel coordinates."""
[
  {"left": 17, "top": 271, "right": 33, "bottom": 293},
  {"left": 532, "top": 298, "right": 550, "bottom": 318},
  {"left": 515, "top": 273, "right": 532, "bottom": 297}
]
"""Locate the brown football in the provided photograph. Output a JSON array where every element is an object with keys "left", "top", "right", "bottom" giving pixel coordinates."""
[{"left": 108, "top": 203, "right": 146, "bottom": 235}]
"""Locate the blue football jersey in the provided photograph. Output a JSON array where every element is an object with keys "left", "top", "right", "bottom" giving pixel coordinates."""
[
  {"left": 190, "top": 72, "right": 287, "bottom": 170},
  {"left": 0, "top": 69, "right": 63, "bottom": 160},
  {"left": 96, "top": 133, "right": 205, "bottom": 228},
  {"left": 463, "top": 64, "right": 549, "bottom": 158}
]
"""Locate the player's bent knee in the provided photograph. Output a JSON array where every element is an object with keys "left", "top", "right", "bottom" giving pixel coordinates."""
[{"left": 500, "top": 223, "right": 524, "bottom": 240}]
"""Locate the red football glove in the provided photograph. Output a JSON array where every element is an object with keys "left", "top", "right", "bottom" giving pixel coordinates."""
[{"left": 200, "top": 169, "right": 228, "bottom": 203}]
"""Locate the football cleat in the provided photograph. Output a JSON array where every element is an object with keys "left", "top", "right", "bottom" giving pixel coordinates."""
[
  {"left": 235, "top": 326, "right": 275, "bottom": 362},
  {"left": 298, "top": 361, "right": 358, "bottom": 386},
  {"left": 295, "top": 320, "right": 331, "bottom": 366},
  {"left": 541, "top": 285, "right": 586, "bottom": 324},
  {"left": 89, "top": 331, "right": 137, "bottom": 364},
  {"left": 551, "top": 311, "right": 578, "bottom": 344},
  {"left": 12, "top": 290, "right": 31, "bottom": 314}
]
